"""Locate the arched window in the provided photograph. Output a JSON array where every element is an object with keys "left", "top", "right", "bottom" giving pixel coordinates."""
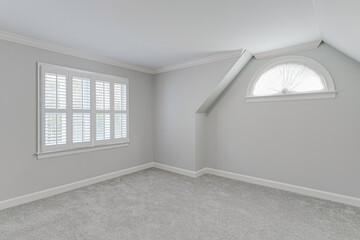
[{"left": 246, "top": 56, "right": 336, "bottom": 102}]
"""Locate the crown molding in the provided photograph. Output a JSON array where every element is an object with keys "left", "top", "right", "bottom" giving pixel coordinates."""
[
  {"left": 0, "top": 30, "right": 245, "bottom": 75},
  {"left": 2, "top": 30, "right": 321, "bottom": 75},
  {"left": 254, "top": 40, "right": 322, "bottom": 60},
  {"left": 154, "top": 49, "right": 244, "bottom": 74},
  {"left": 0, "top": 30, "right": 156, "bottom": 74}
]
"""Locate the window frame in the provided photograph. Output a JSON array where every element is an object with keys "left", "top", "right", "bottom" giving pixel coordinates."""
[
  {"left": 37, "top": 62, "right": 130, "bottom": 159},
  {"left": 246, "top": 56, "right": 336, "bottom": 103}
]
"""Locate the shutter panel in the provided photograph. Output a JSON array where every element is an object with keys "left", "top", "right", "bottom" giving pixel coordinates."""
[
  {"left": 45, "top": 113, "right": 66, "bottom": 146},
  {"left": 96, "top": 81, "right": 103, "bottom": 110},
  {"left": 114, "top": 83, "right": 127, "bottom": 111},
  {"left": 44, "top": 73, "right": 56, "bottom": 109},
  {"left": 114, "top": 113, "right": 127, "bottom": 139},
  {"left": 45, "top": 73, "right": 66, "bottom": 109},
  {"left": 43, "top": 71, "right": 67, "bottom": 148},
  {"left": 96, "top": 113, "right": 110, "bottom": 141},
  {"left": 73, "top": 113, "right": 90, "bottom": 143},
  {"left": 104, "top": 82, "right": 110, "bottom": 110},
  {"left": 73, "top": 77, "right": 90, "bottom": 110},
  {"left": 72, "top": 76, "right": 91, "bottom": 144},
  {"left": 96, "top": 81, "right": 110, "bottom": 110},
  {"left": 114, "top": 83, "right": 128, "bottom": 140},
  {"left": 95, "top": 80, "right": 111, "bottom": 142}
]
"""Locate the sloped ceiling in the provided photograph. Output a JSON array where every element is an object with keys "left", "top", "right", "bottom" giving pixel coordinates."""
[
  {"left": 314, "top": 0, "right": 360, "bottom": 63},
  {"left": 0, "top": 0, "right": 357, "bottom": 69},
  {"left": 0, "top": 0, "right": 320, "bottom": 69}
]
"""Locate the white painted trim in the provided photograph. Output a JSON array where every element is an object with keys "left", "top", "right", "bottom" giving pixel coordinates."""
[
  {"left": 36, "top": 142, "right": 130, "bottom": 159},
  {"left": 197, "top": 51, "right": 253, "bottom": 113},
  {"left": 246, "top": 91, "right": 336, "bottom": 102},
  {"left": 194, "top": 168, "right": 208, "bottom": 178},
  {"left": 37, "top": 62, "right": 130, "bottom": 156},
  {"left": 0, "top": 30, "right": 155, "bottom": 74},
  {"left": 254, "top": 40, "right": 322, "bottom": 60},
  {"left": 246, "top": 55, "right": 336, "bottom": 102},
  {"left": 0, "top": 162, "right": 154, "bottom": 210},
  {"left": 205, "top": 168, "right": 360, "bottom": 207},
  {"left": 153, "top": 163, "right": 360, "bottom": 207},
  {"left": 155, "top": 49, "right": 244, "bottom": 74},
  {"left": 39, "top": 62, "right": 131, "bottom": 81},
  {"left": 153, "top": 163, "right": 198, "bottom": 178},
  {"left": 0, "top": 31, "right": 324, "bottom": 75},
  {"left": 1, "top": 162, "right": 359, "bottom": 210},
  {"left": 0, "top": 30, "right": 244, "bottom": 75}
]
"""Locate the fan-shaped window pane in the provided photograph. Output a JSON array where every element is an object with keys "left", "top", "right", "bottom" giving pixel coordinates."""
[{"left": 253, "top": 63, "right": 326, "bottom": 96}]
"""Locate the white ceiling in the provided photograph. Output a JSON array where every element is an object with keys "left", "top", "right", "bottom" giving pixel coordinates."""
[
  {"left": 314, "top": 0, "right": 360, "bottom": 63},
  {"left": 0, "top": 0, "right": 357, "bottom": 70}
]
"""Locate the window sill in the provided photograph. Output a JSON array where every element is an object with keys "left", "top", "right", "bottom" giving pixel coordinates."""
[
  {"left": 246, "top": 91, "right": 336, "bottom": 103},
  {"left": 36, "top": 142, "right": 130, "bottom": 160}
]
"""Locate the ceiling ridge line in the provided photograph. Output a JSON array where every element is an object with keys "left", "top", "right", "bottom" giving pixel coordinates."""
[{"left": 253, "top": 40, "right": 322, "bottom": 60}]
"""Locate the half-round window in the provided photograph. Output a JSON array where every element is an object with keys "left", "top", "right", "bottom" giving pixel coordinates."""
[{"left": 246, "top": 56, "right": 336, "bottom": 102}]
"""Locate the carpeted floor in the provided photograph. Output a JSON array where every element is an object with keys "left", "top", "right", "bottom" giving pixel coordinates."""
[{"left": 0, "top": 168, "right": 360, "bottom": 240}]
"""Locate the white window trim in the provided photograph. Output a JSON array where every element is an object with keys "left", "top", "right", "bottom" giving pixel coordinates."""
[
  {"left": 36, "top": 143, "right": 130, "bottom": 159},
  {"left": 36, "top": 62, "right": 130, "bottom": 159},
  {"left": 246, "top": 56, "right": 336, "bottom": 103}
]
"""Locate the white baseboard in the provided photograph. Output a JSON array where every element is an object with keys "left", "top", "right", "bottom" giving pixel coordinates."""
[
  {"left": 1, "top": 162, "right": 359, "bottom": 210},
  {"left": 0, "top": 162, "right": 154, "bottom": 210},
  {"left": 152, "top": 163, "right": 360, "bottom": 207},
  {"left": 204, "top": 168, "right": 360, "bottom": 207},
  {"left": 153, "top": 163, "right": 198, "bottom": 178},
  {"left": 195, "top": 168, "right": 208, "bottom": 178}
]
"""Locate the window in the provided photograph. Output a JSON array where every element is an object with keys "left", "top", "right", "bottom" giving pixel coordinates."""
[
  {"left": 246, "top": 56, "right": 336, "bottom": 102},
  {"left": 37, "top": 63, "right": 129, "bottom": 158}
]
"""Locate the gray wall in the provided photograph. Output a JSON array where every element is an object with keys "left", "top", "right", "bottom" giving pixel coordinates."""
[
  {"left": 206, "top": 43, "right": 360, "bottom": 198},
  {"left": 2, "top": 39, "right": 359, "bottom": 201},
  {"left": 0, "top": 40, "right": 154, "bottom": 201},
  {"left": 154, "top": 58, "right": 238, "bottom": 171}
]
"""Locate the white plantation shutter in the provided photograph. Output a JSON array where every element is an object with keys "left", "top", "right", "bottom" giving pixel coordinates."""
[
  {"left": 42, "top": 68, "right": 68, "bottom": 152},
  {"left": 96, "top": 81, "right": 110, "bottom": 110},
  {"left": 71, "top": 75, "right": 91, "bottom": 146},
  {"left": 44, "top": 73, "right": 66, "bottom": 109},
  {"left": 114, "top": 113, "right": 127, "bottom": 139},
  {"left": 44, "top": 113, "right": 66, "bottom": 145},
  {"left": 114, "top": 83, "right": 128, "bottom": 140},
  {"left": 73, "top": 113, "right": 90, "bottom": 143},
  {"left": 38, "top": 63, "right": 129, "bottom": 155},
  {"left": 73, "top": 77, "right": 90, "bottom": 110},
  {"left": 114, "top": 83, "right": 127, "bottom": 111},
  {"left": 95, "top": 80, "right": 112, "bottom": 143},
  {"left": 96, "top": 113, "right": 111, "bottom": 141}
]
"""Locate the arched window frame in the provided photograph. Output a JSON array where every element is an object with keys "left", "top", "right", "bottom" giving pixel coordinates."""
[{"left": 246, "top": 56, "right": 336, "bottom": 102}]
